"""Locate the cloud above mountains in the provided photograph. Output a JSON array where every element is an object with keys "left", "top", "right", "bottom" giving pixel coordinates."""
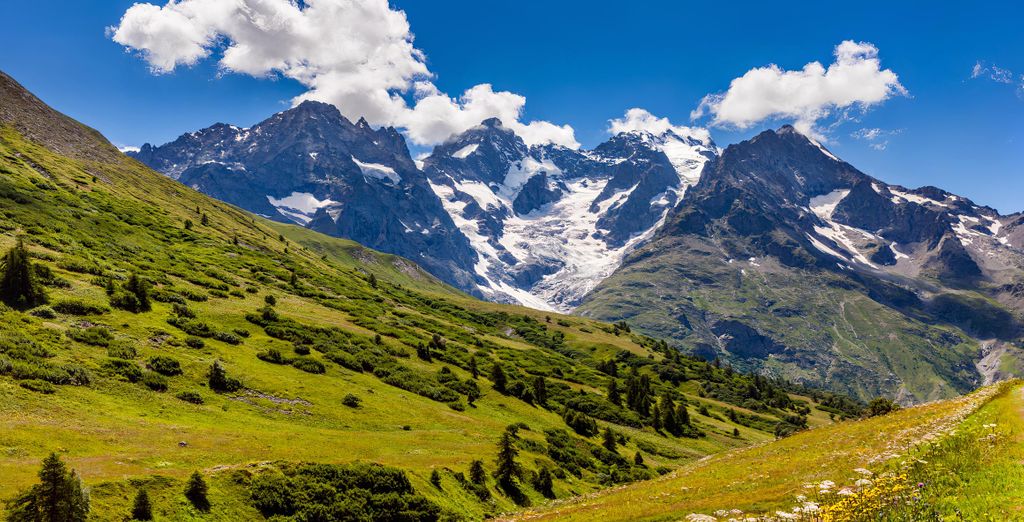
[
  {"left": 608, "top": 108, "right": 712, "bottom": 143},
  {"left": 691, "top": 41, "right": 907, "bottom": 139},
  {"left": 109, "top": 0, "right": 578, "bottom": 148}
]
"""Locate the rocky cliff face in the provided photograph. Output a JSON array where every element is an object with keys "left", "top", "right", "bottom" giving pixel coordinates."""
[{"left": 129, "top": 101, "right": 481, "bottom": 293}]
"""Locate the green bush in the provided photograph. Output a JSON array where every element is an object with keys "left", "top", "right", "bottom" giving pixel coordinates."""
[
  {"left": 291, "top": 357, "right": 325, "bottom": 374},
  {"left": 19, "top": 379, "right": 56, "bottom": 394},
  {"left": 257, "top": 348, "right": 286, "bottom": 364},
  {"left": 147, "top": 355, "right": 182, "bottom": 376},
  {"left": 28, "top": 305, "right": 57, "bottom": 319},
  {"left": 176, "top": 391, "right": 204, "bottom": 404},
  {"left": 141, "top": 371, "right": 168, "bottom": 392},
  {"left": 52, "top": 300, "right": 109, "bottom": 316},
  {"left": 103, "top": 358, "right": 143, "bottom": 382},
  {"left": 68, "top": 326, "right": 113, "bottom": 347},
  {"left": 342, "top": 394, "right": 362, "bottom": 408},
  {"left": 184, "top": 337, "right": 205, "bottom": 349},
  {"left": 248, "top": 463, "right": 440, "bottom": 521}
]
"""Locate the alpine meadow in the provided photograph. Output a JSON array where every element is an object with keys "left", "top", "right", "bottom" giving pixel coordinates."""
[{"left": 2, "top": 1, "right": 1024, "bottom": 520}]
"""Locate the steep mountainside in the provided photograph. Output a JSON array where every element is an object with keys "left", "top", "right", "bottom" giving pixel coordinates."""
[
  {"left": 130, "top": 101, "right": 481, "bottom": 294},
  {"left": 131, "top": 108, "right": 717, "bottom": 310},
  {"left": 580, "top": 126, "right": 1024, "bottom": 402},
  {"left": 0, "top": 71, "right": 850, "bottom": 520},
  {"left": 422, "top": 119, "right": 716, "bottom": 309}
]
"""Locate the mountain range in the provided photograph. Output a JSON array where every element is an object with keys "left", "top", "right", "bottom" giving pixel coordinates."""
[{"left": 129, "top": 95, "right": 1024, "bottom": 403}]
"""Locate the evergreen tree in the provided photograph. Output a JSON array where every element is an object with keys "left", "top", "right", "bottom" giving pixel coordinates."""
[
  {"left": 468, "top": 460, "right": 486, "bottom": 485},
  {"left": 493, "top": 426, "right": 522, "bottom": 489},
  {"left": 184, "top": 471, "right": 209, "bottom": 512},
  {"left": 633, "top": 451, "right": 644, "bottom": 466},
  {"left": 532, "top": 468, "right": 554, "bottom": 498},
  {"left": 532, "top": 376, "right": 548, "bottom": 406},
  {"left": 368, "top": 273, "right": 377, "bottom": 288},
  {"left": 651, "top": 403, "right": 663, "bottom": 431},
  {"left": 606, "top": 379, "right": 621, "bottom": 406},
  {"left": 200, "top": 213, "right": 209, "bottom": 226},
  {"left": 677, "top": 404, "right": 691, "bottom": 426},
  {"left": 490, "top": 364, "right": 507, "bottom": 393},
  {"left": 429, "top": 469, "right": 442, "bottom": 489},
  {"left": 602, "top": 427, "right": 617, "bottom": 453},
  {"left": 5, "top": 453, "right": 89, "bottom": 522},
  {"left": 0, "top": 239, "right": 47, "bottom": 309},
  {"left": 662, "top": 394, "right": 681, "bottom": 436},
  {"left": 469, "top": 356, "right": 479, "bottom": 379},
  {"left": 131, "top": 489, "right": 153, "bottom": 521}
]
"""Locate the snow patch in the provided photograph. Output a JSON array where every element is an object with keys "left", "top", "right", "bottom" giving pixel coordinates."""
[
  {"left": 808, "top": 189, "right": 850, "bottom": 220},
  {"left": 352, "top": 156, "right": 401, "bottom": 184},
  {"left": 266, "top": 192, "right": 336, "bottom": 225},
  {"left": 452, "top": 143, "right": 479, "bottom": 159}
]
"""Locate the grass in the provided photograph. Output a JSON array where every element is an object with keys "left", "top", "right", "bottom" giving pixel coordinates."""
[{"left": 501, "top": 382, "right": 1012, "bottom": 521}]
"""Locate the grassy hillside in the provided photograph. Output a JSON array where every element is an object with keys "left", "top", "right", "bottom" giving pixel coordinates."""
[
  {"left": 501, "top": 380, "right": 1019, "bottom": 521},
  {"left": 0, "top": 82, "right": 856, "bottom": 520}
]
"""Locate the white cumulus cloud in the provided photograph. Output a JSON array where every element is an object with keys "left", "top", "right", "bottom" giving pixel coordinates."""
[
  {"left": 691, "top": 41, "right": 907, "bottom": 138},
  {"left": 607, "top": 108, "right": 711, "bottom": 143},
  {"left": 108, "top": 0, "right": 577, "bottom": 148}
]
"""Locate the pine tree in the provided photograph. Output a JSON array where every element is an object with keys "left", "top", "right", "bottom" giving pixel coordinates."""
[
  {"left": 662, "top": 395, "right": 680, "bottom": 436},
  {"left": 0, "top": 238, "right": 47, "bottom": 309},
  {"left": 606, "top": 378, "right": 621, "bottom": 406},
  {"left": 677, "top": 404, "right": 691, "bottom": 426},
  {"left": 494, "top": 426, "right": 522, "bottom": 488},
  {"left": 633, "top": 451, "right": 644, "bottom": 466},
  {"left": 468, "top": 460, "right": 486, "bottom": 485},
  {"left": 651, "top": 403, "right": 663, "bottom": 431},
  {"left": 208, "top": 361, "right": 240, "bottom": 393},
  {"left": 200, "top": 213, "right": 209, "bottom": 226},
  {"left": 429, "top": 469, "right": 442, "bottom": 489},
  {"left": 490, "top": 364, "right": 507, "bottom": 393},
  {"left": 6, "top": 453, "right": 89, "bottom": 522},
  {"left": 532, "top": 376, "right": 548, "bottom": 406},
  {"left": 532, "top": 467, "right": 554, "bottom": 498},
  {"left": 602, "top": 427, "right": 617, "bottom": 453},
  {"left": 131, "top": 489, "right": 153, "bottom": 520},
  {"left": 184, "top": 471, "right": 209, "bottom": 512},
  {"left": 368, "top": 273, "right": 377, "bottom": 288},
  {"left": 469, "top": 356, "right": 479, "bottom": 379}
]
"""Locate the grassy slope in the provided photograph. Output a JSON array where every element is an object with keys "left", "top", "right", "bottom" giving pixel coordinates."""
[
  {"left": 0, "top": 120, "right": 833, "bottom": 521},
  {"left": 502, "top": 382, "right": 1013, "bottom": 521},
  {"left": 579, "top": 236, "right": 984, "bottom": 403}
]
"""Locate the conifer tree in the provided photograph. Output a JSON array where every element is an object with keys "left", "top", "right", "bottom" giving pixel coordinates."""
[
  {"left": 0, "top": 238, "right": 47, "bottom": 309},
  {"left": 494, "top": 426, "right": 522, "bottom": 489},
  {"left": 607, "top": 378, "right": 621, "bottom": 406},
  {"left": 490, "top": 363, "right": 507, "bottom": 393},
  {"left": 469, "top": 356, "right": 479, "bottom": 379},
  {"left": 602, "top": 427, "right": 617, "bottom": 453},
  {"left": 184, "top": 471, "right": 209, "bottom": 512},
  {"left": 6, "top": 453, "right": 89, "bottom": 522},
  {"left": 131, "top": 489, "right": 153, "bottom": 521},
  {"left": 532, "top": 375, "right": 548, "bottom": 406}
]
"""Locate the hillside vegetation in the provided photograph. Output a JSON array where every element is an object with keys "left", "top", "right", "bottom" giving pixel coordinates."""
[
  {"left": 503, "top": 381, "right": 1020, "bottom": 521},
  {"left": 0, "top": 77, "right": 857, "bottom": 521}
]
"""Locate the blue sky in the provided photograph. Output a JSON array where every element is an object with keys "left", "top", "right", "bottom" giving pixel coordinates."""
[{"left": 2, "top": 1, "right": 1022, "bottom": 212}]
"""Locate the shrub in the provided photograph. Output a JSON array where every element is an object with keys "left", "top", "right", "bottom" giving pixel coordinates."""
[
  {"left": 107, "top": 343, "right": 137, "bottom": 359},
  {"left": 147, "top": 355, "right": 182, "bottom": 376},
  {"left": 212, "top": 331, "right": 242, "bottom": 345},
  {"left": 68, "top": 326, "right": 113, "bottom": 347},
  {"left": 208, "top": 361, "right": 241, "bottom": 392},
  {"left": 52, "top": 300, "right": 108, "bottom": 316},
  {"left": 176, "top": 391, "right": 204, "bottom": 404},
  {"left": 257, "top": 348, "right": 286, "bottom": 364},
  {"left": 291, "top": 357, "right": 326, "bottom": 374},
  {"left": 19, "top": 379, "right": 56, "bottom": 394},
  {"left": 28, "top": 305, "right": 57, "bottom": 319},
  {"left": 141, "top": 371, "right": 168, "bottom": 392},
  {"left": 342, "top": 394, "right": 362, "bottom": 408},
  {"left": 184, "top": 337, "right": 205, "bottom": 349},
  {"left": 103, "top": 358, "right": 143, "bottom": 382}
]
